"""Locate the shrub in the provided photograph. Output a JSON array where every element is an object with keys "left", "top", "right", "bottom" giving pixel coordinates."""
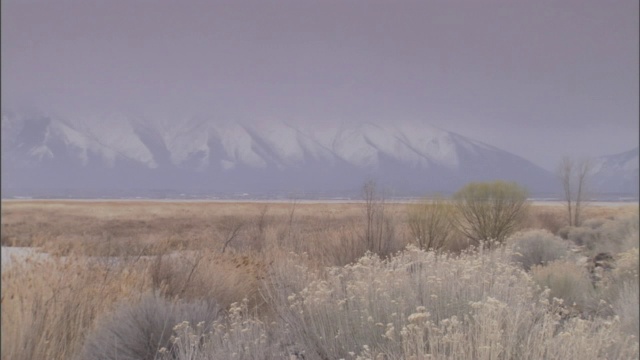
[
  {"left": 262, "top": 246, "right": 637, "bottom": 359},
  {"left": 361, "top": 180, "right": 396, "bottom": 257},
  {"left": 452, "top": 181, "right": 529, "bottom": 247},
  {"left": 509, "top": 229, "right": 572, "bottom": 271},
  {"left": 566, "top": 226, "right": 602, "bottom": 250},
  {"left": 611, "top": 281, "right": 639, "bottom": 338},
  {"left": 406, "top": 196, "right": 455, "bottom": 251},
  {"left": 265, "top": 245, "right": 539, "bottom": 359},
  {"left": 80, "top": 293, "right": 220, "bottom": 360},
  {"left": 559, "top": 213, "right": 639, "bottom": 255},
  {"left": 598, "top": 214, "right": 639, "bottom": 255},
  {"left": 598, "top": 248, "right": 640, "bottom": 338},
  {"left": 531, "top": 260, "right": 598, "bottom": 315}
]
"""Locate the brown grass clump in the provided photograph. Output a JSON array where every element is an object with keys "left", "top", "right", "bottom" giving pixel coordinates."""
[
  {"left": 149, "top": 249, "right": 267, "bottom": 310},
  {"left": 1, "top": 254, "right": 150, "bottom": 360}
]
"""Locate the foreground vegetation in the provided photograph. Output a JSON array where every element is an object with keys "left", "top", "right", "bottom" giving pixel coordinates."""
[{"left": 1, "top": 200, "right": 638, "bottom": 359}]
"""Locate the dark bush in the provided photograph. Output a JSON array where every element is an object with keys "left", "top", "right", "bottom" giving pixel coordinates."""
[{"left": 80, "top": 293, "right": 220, "bottom": 360}]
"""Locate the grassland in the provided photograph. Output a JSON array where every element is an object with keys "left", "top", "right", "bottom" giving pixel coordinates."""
[{"left": 1, "top": 200, "right": 638, "bottom": 359}]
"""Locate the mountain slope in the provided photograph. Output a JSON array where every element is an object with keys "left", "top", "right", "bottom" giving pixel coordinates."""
[
  {"left": 590, "top": 147, "right": 639, "bottom": 196},
  {"left": 2, "top": 112, "right": 557, "bottom": 197}
]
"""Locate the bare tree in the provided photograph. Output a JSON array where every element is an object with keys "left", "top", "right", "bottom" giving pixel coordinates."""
[
  {"left": 452, "top": 181, "right": 529, "bottom": 247},
  {"left": 558, "top": 157, "right": 592, "bottom": 227},
  {"left": 407, "top": 195, "right": 454, "bottom": 251}
]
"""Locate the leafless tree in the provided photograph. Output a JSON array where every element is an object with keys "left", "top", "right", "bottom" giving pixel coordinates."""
[{"left": 558, "top": 157, "right": 592, "bottom": 227}]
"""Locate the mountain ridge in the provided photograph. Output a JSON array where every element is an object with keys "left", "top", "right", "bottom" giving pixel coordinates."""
[{"left": 4, "top": 111, "right": 627, "bottom": 198}]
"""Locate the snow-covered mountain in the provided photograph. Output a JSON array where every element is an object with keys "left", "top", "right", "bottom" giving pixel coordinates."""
[
  {"left": 590, "top": 147, "right": 639, "bottom": 196},
  {"left": 2, "top": 112, "right": 558, "bottom": 198}
]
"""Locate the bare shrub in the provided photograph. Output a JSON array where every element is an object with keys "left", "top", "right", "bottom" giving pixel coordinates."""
[
  {"left": 406, "top": 196, "right": 455, "bottom": 251},
  {"left": 80, "top": 293, "right": 220, "bottom": 360},
  {"left": 508, "top": 229, "right": 571, "bottom": 271},
  {"left": 452, "top": 181, "right": 529, "bottom": 247},
  {"left": 361, "top": 180, "right": 395, "bottom": 256}
]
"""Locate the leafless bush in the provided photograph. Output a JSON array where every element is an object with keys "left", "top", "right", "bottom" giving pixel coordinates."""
[
  {"left": 361, "top": 180, "right": 395, "bottom": 257},
  {"left": 80, "top": 293, "right": 220, "bottom": 360},
  {"left": 509, "top": 229, "right": 572, "bottom": 271},
  {"left": 407, "top": 196, "right": 455, "bottom": 251},
  {"left": 452, "top": 181, "right": 529, "bottom": 247}
]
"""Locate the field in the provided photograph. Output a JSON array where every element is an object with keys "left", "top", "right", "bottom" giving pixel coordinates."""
[{"left": 1, "top": 200, "right": 638, "bottom": 359}]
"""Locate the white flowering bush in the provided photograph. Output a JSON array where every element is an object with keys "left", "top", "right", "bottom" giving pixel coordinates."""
[
  {"left": 158, "top": 299, "right": 279, "bottom": 360},
  {"left": 258, "top": 245, "right": 638, "bottom": 360}
]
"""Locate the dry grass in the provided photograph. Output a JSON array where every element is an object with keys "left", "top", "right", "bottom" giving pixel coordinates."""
[
  {"left": 1, "top": 255, "right": 150, "bottom": 360},
  {"left": 1, "top": 200, "right": 638, "bottom": 359}
]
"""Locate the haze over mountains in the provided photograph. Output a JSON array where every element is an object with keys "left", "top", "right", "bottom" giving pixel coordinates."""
[{"left": 1, "top": 112, "right": 636, "bottom": 199}]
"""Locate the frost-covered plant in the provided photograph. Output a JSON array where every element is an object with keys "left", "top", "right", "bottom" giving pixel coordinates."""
[
  {"left": 509, "top": 229, "right": 572, "bottom": 270},
  {"left": 266, "top": 245, "right": 538, "bottom": 359},
  {"left": 531, "top": 260, "right": 599, "bottom": 315},
  {"left": 598, "top": 214, "right": 639, "bottom": 254},
  {"left": 560, "top": 213, "right": 639, "bottom": 255},
  {"left": 160, "top": 299, "right": 279, "bottom": 360}
]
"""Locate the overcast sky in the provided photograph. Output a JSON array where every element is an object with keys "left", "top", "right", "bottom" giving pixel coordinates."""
[{"left": 2, "top": 0, "right": 638, "bottom": 171}]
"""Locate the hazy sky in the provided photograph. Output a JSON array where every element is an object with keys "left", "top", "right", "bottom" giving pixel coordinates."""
[{"left": 2, "top": 0, "right": 638, "bottom": 171}]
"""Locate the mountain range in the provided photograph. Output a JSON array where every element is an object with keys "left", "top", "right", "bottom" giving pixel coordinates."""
[
  {"left": 1, "top": 111, "right": 636, "bottom": 199},
  {"left": 590, "top": 147, "right": 639, "bottom": 197}
]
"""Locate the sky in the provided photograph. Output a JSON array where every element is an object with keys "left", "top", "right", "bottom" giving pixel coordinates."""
[{"left": 2, "top": 0, "right": 638, "bottom": 171}]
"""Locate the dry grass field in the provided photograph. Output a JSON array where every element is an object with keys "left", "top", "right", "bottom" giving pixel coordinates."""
[{"left": 1, "top": 200, "right": 638, "bottom": 359}]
